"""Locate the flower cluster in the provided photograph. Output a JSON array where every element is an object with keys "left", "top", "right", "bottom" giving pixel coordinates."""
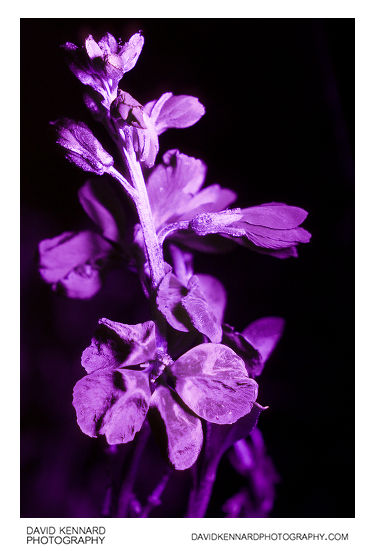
[{"left": 38, "top": 28, "right": 311, "bottom": 517}]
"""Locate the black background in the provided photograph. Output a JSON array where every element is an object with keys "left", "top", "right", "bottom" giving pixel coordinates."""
[{"left": 21, "top": 18, "right": 354, "bottom": 517}]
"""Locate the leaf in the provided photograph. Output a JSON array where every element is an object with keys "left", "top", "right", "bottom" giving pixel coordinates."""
[
  {"left": 242, "top": 317, "right": 285, "bottom": 364},
  {"left": 78, "top": 179, "right": 128, "bottom": 243},
  {"left": 150, "top": 386, "right": 203, "bottom": 470},
  {"left": 170, "top": 343, "right": 258, "bottom": 424},
  {"left": 81, "top": 318, "right": 156, "bottom": 374},
  {"left": 38, "top": 230, "right": 113, "bottom": 299},
  {"left": 73, "top": 368, "right": 151, "bottom": 445}
]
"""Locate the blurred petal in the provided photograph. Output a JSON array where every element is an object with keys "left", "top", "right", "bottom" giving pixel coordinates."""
[
  {"left": 242, "top": 317, "right": 285, "bottom": 364},
  {"left": 150, "top": 386, "right": 203, "bottom": 470},
  {"left": 38, "top": 230, "right": 112, "bottom": 299},
  {"left": 170, "top": 344, "right": 258, "bottom": 424},
  {"left": 203, "top": 403, "right": 268, "bottom": 465},
  {"left": 78, "top": 179, "right": 127, "bottom": 243},
  {"left": 222, "top": 324, "right": 262, "bottom": 377}
]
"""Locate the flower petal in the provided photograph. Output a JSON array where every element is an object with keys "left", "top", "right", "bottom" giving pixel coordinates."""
[
  {"left": 38, "top": 230, "right": 113, "bottom": 299},
  {"left": 147, "top": 149, "right": 207, "bottom": 228},
  {"left": 98, "top": 32, "right": 118, "bottom": 55},
  {"left": 241, "top": 202, "right": 308, "bottom": 229},
  {"left": 242, "top": 317, "right": 285, "bottom": 364},
  {"left": 78, "top": 179, "right": 127, "bottom": 243},
  {"left": 156, "top": 271, "right": 191, "bottom": 333},
  {"left": 85, "top": 35, "right": 103, "bottom": 59},
  {"left": 150, "top": 386, "right": 203, "bottom": 470},
  {"left": 170, "top": 344, "right": 258, "bottom": 424},
  {"left": 81, "top": 318, "right": 156, "bottom": 374},
  {"left": 119, "top": 31, "right": 144, "bottom": 73},
  {"left": 148, "top": 93, "right": 205, "bottom": 135},
  {"left": 180, "top": 184, "right": 237, "bottom": 221},
  {"left": 203, "top": 403, "right": 268, "bottom": 465},
  {"left": 73, "top": 368, "right": 151, "bottom": 444},
  {"left": 156, "top": 272, "right": 222, "bottom": 342},
  {"left": 195, "top": 274, "right": 226, "bottom": 324},
  {"left": 222, "top": 324, "right": 262, "bottom": 377},
  {"left": 181, "top": 276, "right": 222, "bottom": 343}
]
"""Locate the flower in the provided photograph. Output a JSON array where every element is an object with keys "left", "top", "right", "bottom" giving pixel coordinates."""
[
  {"left": 72, "top": 318, "right": 259, "bottom": 470},
  {"left": 189, "top": 203, "right": 311, "bottom": 258},
  {"left": 148, "top": 149, "right": 236, "bottom": 230},
  {"left": 147, "top": 149, "right": 311, "bottom": 257},
  {"left": 38, "top": 178, "right": 129, "bottom": 299},
  {"left": 111, "top": 91, "right": 205, "bottom": 167},
  {"left": 62, "top": 31, "right": 144, "bottom": 107}
]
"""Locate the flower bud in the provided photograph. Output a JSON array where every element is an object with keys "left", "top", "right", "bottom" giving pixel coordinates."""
[{"left": 110, "top": 90, "right": 147, "bottom": 129}]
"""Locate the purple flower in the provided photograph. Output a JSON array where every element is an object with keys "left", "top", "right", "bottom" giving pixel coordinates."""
[
  {"left": 111, "top": 92, "right": 205, "bottom": 167},
  {"left": 148, "top": 149, "right": 236, "bottom": 229},
  {"left": 62, "top": 32, "right": 144, "bottom": 106},
  {"left": 189, "top": 203, "right": 311, "bottom": 257},
  {"left": 148, "top": 150, "right": 310, "bottom": 257},
  {"left": 38, "top": 178, "right": 128, "bottom": 299},
  {"left": 38, "top": 231, "right": 113, "bottom": 299},
  {"left": 72, "top": 318, "right": 258, "bottom": 469}
]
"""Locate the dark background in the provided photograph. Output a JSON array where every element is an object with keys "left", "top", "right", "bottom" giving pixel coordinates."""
[{"left": 21, "top": 19, "right": 354, "bottom": 517}]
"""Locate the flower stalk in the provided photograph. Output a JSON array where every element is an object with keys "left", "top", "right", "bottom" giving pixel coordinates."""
[{"left": 38, "top": 26, "right": 311, "bottom": 518}]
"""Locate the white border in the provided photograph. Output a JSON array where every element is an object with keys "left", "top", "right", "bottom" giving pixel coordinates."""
[{"left": 3, "top": 1, "right": 373, "bottom": 549}]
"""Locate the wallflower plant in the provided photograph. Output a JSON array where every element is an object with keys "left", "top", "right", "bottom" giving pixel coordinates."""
[{"left": 38, "top": 27, "right": 310, "bottom": 518}]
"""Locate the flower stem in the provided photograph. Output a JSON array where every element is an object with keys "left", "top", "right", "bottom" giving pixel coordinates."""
[
  {"left": 106, "top": 166, "right": 137, "bottom": 200},
  {"left": 139, "top": 468, "right": 171, "bottom": 518},
  {"left": 185, "top": 460, "right": 219, "bottom": 518},
  {"left": 120, "top": 127, "right": 165, "bottom": 290},
  {"left": 116, "top": 424, "right": 150, "bottom": 517}
]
